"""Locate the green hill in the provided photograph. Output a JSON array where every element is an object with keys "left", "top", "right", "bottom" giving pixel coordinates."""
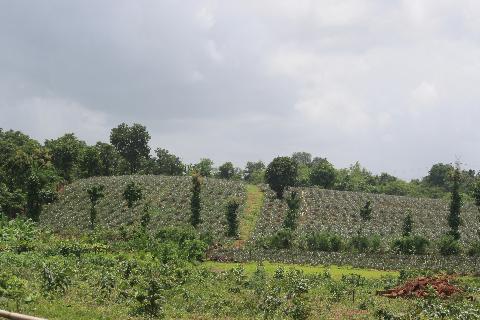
[
  {"left": 41, "top": 175, "right": 246, "bottom": 243},
  {"left": 254, "top": 187, "right": 480, "bottom": 245},
  {"left": 42, "top": 176, "right": 480, "bottom": 247}
]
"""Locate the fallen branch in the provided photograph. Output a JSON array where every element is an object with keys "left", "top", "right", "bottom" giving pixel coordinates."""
[{"left": 0, "top": 309, "right": 47, "bottom": 320}]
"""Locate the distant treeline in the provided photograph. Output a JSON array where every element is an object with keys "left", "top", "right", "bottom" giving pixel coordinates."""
[{"left": 0, "top": 123, "right": 478, "bottom": 220}]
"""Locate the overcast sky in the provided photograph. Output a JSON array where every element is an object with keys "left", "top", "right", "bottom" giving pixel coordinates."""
[{"left": 1, "top": 0, "right": 480, "bottom": 180}]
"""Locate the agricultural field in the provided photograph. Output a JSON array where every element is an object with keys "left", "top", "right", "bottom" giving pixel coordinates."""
[
  {"left": 253, "top": 186, "right": 480, "bottom": 245},
  {"left": 41, "top": 175, "right": 246, "bottom": 244},
  {"left": 1, "top": 218, "right": 480, "bottom": 320}
]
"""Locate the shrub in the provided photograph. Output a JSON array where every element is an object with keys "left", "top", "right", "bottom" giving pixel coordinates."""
[
  {"left": 86, "top": 184, "right": 104, "bottom": 229},
  {"left": 134, "top": 278, "right": 165, "bottom": 318},
  {"left": 391, "top": 236, "right": 429, "bottom": 255},
  {"left": 304, "top": 232, "right": 343, "bottom": 252},
  {"left": 467, "top": 241, "right": 480, "bottom": 257},
  {"left": 190, "top": 174, "right": 202, "bottom": 227},
  {"left": 438, "top": 235, "right": 461, "bottom": 256},
  {"left": 123, "top": 181, "right": 142, "bottom": 208},
  {"left": 41, "top": 261, "right": 71, "bottom": 295},
  {"left": 349, "top": 234, "right": 381, "bottom": 253},
  {"left": 359, "top": 200, "right": 373, "bottom": 221},
  {"left": 0, "top": 272, "right": 28, "bottom": 311},
  {"left": 284, "top": 191, "right": 301, "bottom": 230},
  {"left": 268, "top": 229, "right": 293, "bottom": 249},
  {"left": 225, "top": 197, "right": 240, "bottom": 237},
  {"left": 402, "top": 211, "right": 413, "bottom": 237}
]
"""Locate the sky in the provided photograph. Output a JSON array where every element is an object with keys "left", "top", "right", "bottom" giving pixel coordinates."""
[{"left": 1, "top": 0, "right": 480, "bottom": 180}]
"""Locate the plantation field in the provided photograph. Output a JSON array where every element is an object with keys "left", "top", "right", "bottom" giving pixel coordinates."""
[
  {"left": 253, "top": 187, "right": 480, "bottom": 245},
  {"left": 41, "top": 175, "right": 246, "bottom": 244}
]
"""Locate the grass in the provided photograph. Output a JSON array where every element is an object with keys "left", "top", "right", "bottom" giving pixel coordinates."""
[
  {"left": 235, "top": 185, "right": 264, "bottom": 247},
  {"left": 202, "top": 261, "right": 398, "bottom": 280}
]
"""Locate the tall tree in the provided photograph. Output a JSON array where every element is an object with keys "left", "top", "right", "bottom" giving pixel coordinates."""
[
  {"left": 95, "top": 142, "right": 119, "bottom": 176},
  {"left": 218, "top": 162, "right": 235, "bottom": 180},
  {"left": 448, "top": 164, "right": 462, "bottom": 240},
  {"left": 110, "top": 123, "right": 151, "bottom": 174},
  {"left": 154, "top": 148, "right": 184, "bottom": 176},
  {"left": 243, "top": 161, "right": 265, "bottom": 183},
  {"left": 291, "top": 152, "right": 312, "bottom": 166},
  {"left": 265, "top": 157, "right": 298, "bottom": 198},
  {"left": 192, "top": 158, "right": 214, "bottom": 177},
  {"left": 190, "top": 174, "right": 202, "bottom": 228},
  {"left": 309, "top": 159, "right": 336, "bottom": 188},
  {"left": 45, "top": 133, "right": 86, "bottom": 182}
]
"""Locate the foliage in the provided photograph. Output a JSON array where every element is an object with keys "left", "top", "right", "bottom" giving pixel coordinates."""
[
  {"left": 449, "top": 164, "right": 463, "bottom": 240},
  {"left": 192, "top": 158, "right": 214, "bottom": 177},
  {"left": 309, "top": 158, "right": 336, "bottom": 189},
  {"left": 349, "top": 234, "right": 381, "bottom": 253},
  {"left": 86, "top": 184, "right": 105, "bottom": 229},
  {"left": 123, "top": 181, "right": 143, "bottom": 208},
  {"left": 402, "top": 211, "right": 414, "bottom": 237},
  {"left": 438, "top": 235, "right": 461, "bottom": 256},
  {"left": 218, "top": 162, "right": 235, "bottom": 180},
  {"left": 190, "top": 174, "right": 202, "bottom": 228},
  {"left": 359, "top": 200, "right": 373, "bottom": 222},
  {"left": 134, "top": 278, "right": 165, "bottom": 318},
  {"left": 154, "top": 148, "right": 184, "bottom": 176},
  {"left": 0, "top": 272, "right": 29, "bottom": 310},
  {"left": 41, "top": 260, "right": 71, "bottom": 295},
  {"left": 283, "top": 191, "right": 301, "bottom": 230},
  {"left": 391, "top": 236, "right": 429, "bottom": 255},
  {"left": 243, "top": 161, "right": 266, "bottom": 184},
  {"left": 225, "top": 197, "right": 240, "bottom": 237},
  {"left": 110, "top": 123, "right": 151, "bottom": 174},
  {"left": 45, "top": 133, "right": 86, "bottom": 182},
  {"left": 303, "top": 232, "right": 343, "bottom": 252},
  {"left": 265, "top": 157, "right": 298, "bottom": 198}
]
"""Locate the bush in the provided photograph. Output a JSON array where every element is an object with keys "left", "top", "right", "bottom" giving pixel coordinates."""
[
  {"left": 268, "top": 229, "right": 293, "bottom": 249},
  {"left": 391, "top": 236, "right": 429, "bottom": 255},
  {"left": 438, "top": 235, "right": 461, "bottom": 256},
  {"left": 304, "top": 232, "right": 343, "bottom": 252},
  {"left": 225, "top": 198, "right": 240, "bottom": 237},
  {"left": 467, "top": 241, "right": 480, "bottom": 257},
  {"left": 349, "top": 234, "right": 381, "bottom": 253},
  {"left": 123, "top": 181, "right": 142, "bottom": 208}
]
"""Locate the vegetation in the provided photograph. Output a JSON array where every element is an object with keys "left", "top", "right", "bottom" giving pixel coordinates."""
[
  {"left": 226, "top": 198, "right": 240, "bottom": 238},
  {"left": 265, "top": 156, "right": 298, "bottom": 199}
]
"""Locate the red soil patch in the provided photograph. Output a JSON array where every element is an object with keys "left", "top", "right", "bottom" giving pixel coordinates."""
[{"left": 378, "top": 276, "right": 462, "bottom": 298}]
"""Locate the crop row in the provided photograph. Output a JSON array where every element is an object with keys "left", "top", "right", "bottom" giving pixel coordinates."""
[{"left": 41, "top": 175, "right": 246, "bottom": 243}]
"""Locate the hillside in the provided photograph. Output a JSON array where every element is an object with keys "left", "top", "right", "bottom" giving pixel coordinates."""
[
  {"left": 41, "top": 175, "right": 246, "bottom": 243},
  {"left": 42, "top": 176, "right": 480, "bottom": 246},
  {"left": 254, "top": 187, "right": 480, "bottom": 245}
]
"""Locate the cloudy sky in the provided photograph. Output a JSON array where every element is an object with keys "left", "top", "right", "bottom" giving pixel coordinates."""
[{"left": 1, "top": 0, "right": 480, "bottom": 179}]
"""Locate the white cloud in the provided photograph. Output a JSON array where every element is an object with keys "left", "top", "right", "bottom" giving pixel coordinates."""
[
  {"left": 196, "top": 6, "right": 216, "bottom": 30},
  {"left": 0, "top": 97, "right": 109, "bottom": 143},
  {"left": 411, "top": 81, "right": 439, "bottom": 108}
]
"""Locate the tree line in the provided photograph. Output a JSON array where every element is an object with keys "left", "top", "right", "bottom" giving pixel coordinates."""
[{"left": 2, "top": 123, "right": 480, "bottom": 220}]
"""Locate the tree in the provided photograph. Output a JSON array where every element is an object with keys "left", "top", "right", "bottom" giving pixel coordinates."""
[
  {"left": 359, "top": 200, "right": 372, "bottom": 221},
  {"left": 225, "top": 198, "right": 240, "bottom": 237},
  {"left": 86, "top": 184, "right": 105, "bottom": 229},
  {"left": 309, "top": 159, "right": 336, "bottom": 188},
  {"left": 45, "top": 133, "right": 85, "bottom": 181},
  {"left": 218, "top": 162, "right": 235, "bottom": 180},
  {"left": 265, "top": 157, "right": 298, "bottom": 198},
  {"left": 424, "top": 163, "right": 454, "bottom": 191},
  {"left": 95, "top": 142, "right": 119, "bottom": 176},
  {"left": 448, "top": 164, "right": 462, "bottom": 240},
  {"left": 123, "top": 181, "right": 143, "bottom": 208},
  {"left": 243, "top": 161, "right": 265, "bottom": 184},
  {"left": 283, "top": 191, "right": 301, "bottom": 230},
  {"left": 154, "top": 148, "right": 184, "bottom": 176},
  {"left": 291, "top": 152, "right": 312, "bottom": 166},
  {"left": 192, "top": 158, "right": 214, "bottom": 177},
  {"left": 190, "top": 174, "right": 202, "bottom": 228},
  {"left": 110, "top": 123, "right": 151, "bottom": 174},
  {"left": 402, "top": 211, "right": 413, "bottom": 237},
  {"left": 79, "top": 146, "right": 101, "bottom": 178},
  {"left": 473, "top": 181, "right": 480, "bottom": 211}
]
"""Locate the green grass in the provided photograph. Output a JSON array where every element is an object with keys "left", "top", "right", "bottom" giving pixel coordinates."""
[
  {"left": 202, "top": 261, "right": 398, "bottom": 280},
  {"left": 237, "top": 185, "right": 264, "bottom": 245}
]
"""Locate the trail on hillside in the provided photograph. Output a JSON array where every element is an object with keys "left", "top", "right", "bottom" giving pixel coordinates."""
[{"left": 234, "top": 185, "right": 264, "bottom": 248}]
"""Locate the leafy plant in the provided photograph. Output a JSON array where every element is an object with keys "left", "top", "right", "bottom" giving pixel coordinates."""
[
  {"left": 225, "top": 197, "right": 240, "bottom": 237},
  {"left": 190, "top": 174, "right": 202, "bottom": 228},
  {"left": 123, "top": 181, "right": 143, "bottom": 208}
]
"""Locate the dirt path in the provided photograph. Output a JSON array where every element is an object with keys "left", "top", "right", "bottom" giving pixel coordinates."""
[{"left": 234, "top": 185, "right": 264, "bottom": 248}]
